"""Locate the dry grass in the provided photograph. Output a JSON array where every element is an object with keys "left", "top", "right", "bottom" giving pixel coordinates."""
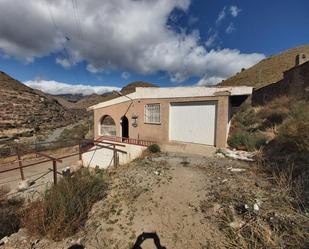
[
  {"left": 22, "top": 168, "right": 108, "bottom": 241},
  {"left": 0, "top": 186, "right": 24, "bottom": 239},
  {"left": 211, "top": 173, "right": 309, "bottom": 249}
]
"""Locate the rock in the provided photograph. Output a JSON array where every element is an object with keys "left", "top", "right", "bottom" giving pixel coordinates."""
[
  {"left": 230, "top": 168, "right": 246, "bottom": 172},
  {"left": 216, "top": 152, "right": 225, "bottom": 158},
  {"left": 227, "top": 167, "right": 246, "bottom": 172},
  {"left": 218, "top": 148, "right": 256, "bottom": 161},
  {"left": 154, "top": 171, "right": 160, "bottom": 175},
  {"left": 254, "top": 199, "right": 262, "bottom": 212},
  {"left": 17, "top": 179, "right": 31, "bottom": 191},
  {"left": 62, "top": 167, "right": 71, "bottom": 177},
  {"left": 0, "top": 236, "right": 9, "bottom": 245},
  {"left": 229, "top": 220, "right": 245, "bottom": 229},
  {"left": 222, "top": 179, "right": 228, "bottom": 183},
  {"left": 70, "top": 160, "right": 83, "bottom": 172},
  {"left": 253, "top": 203, "right": 259, "bottom": 211}
]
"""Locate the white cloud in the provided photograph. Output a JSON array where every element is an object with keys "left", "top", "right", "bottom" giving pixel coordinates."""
[
  {"left": 230, "top": 5, "right": 241, "bottom": 17},
  {"left": 225, "top": 23, "right": 235, "bottom": 34},
  {"left": 195, "top": 49, "right": 264, "bottom": 85},
  {"left": 216, "top": 6, "right": 227, "bottom": 24},
  {"left": 24, "top": 80, "right": 120, "bottom": 96},
  {"left": 205, "top": 32, "right": 218, "bottom": 47},
  {"left": 121, "top": 72, "right": 130, "bottom": 79},
  {"left": 0, "top": 0, "right": 263, "bottom": 84},
  {"left": 197, "top": 76, "right": 225, "bottom": 86}
]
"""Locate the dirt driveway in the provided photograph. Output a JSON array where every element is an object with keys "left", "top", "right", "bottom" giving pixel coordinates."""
[{"left": 4, "top": 152, "right": 295, "bottom": 249}]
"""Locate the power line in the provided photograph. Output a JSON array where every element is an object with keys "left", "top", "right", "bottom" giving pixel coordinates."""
[
  {"left": 74, "top": 0, "right": 85, "bottom": 40},
  {"left": 46, "top": 0, "right": 59, "bottom": 32}
]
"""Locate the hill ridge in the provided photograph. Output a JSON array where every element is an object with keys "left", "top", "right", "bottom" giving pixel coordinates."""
[{"left": 219, "top": 44, "right": 309, "bottom": 88}]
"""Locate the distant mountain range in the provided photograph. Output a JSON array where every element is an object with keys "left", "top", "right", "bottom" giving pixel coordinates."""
[
  {"left": 219, "top": 44, "right": 309, "bottom": 88},
  {"left": 0, "top": 71, "right": 156, "bottom": 137}
]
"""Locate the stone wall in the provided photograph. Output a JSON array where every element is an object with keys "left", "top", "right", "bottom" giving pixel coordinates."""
[{"left": 252, "top": 60, "right": 309, "bottom": 105}]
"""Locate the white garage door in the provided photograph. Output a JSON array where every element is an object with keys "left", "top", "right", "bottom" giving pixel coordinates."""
[{"left": 169, "top": 101, "right": 216, "bottom": 145}]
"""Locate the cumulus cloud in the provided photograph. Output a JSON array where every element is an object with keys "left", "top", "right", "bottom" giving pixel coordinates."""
[
  {"left": 24, "top": 80, "right": 120, "bottom": 96},
  {"left": 230, "top": 5, "right": 241, "bottom": 17},
  {"left": 0, "top": 0, "right": 263, "bottom": 84},
  {"left": 196, "top": 49, "right": 264, "bottom": 85}
]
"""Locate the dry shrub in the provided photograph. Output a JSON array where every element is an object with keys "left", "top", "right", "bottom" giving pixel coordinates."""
[
  {"left": 216, "top": 182, "right": 309, "bottom": 249},
  {"left": 22, "top": 168, "right": 108, "bottom": 240},
  {"left": 228, "top": 131, "right": 267, "bottom": 151},
  {"left": 232, "top": 104, "right": 261, "bottom": 130},
  {"left": 277, "top": 101, "right": 309, "bottom": 156},
  {"left": 0, "top": 186, "right": 24, "bottom": 238},
  {"left": 257, "top": 96, "right": 291, "bottom": 129}
]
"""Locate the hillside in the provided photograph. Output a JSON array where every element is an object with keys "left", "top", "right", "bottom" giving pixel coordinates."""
[
  {"left": 219, "top": 44, "right": 309, "bottom": 88},
  {"left": 0, "top": 71, "right": 79, "bottom": 136}
]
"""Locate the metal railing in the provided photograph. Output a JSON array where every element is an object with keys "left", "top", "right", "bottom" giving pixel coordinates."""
[
  {"left": 0, "top": 139, "right": 127, "bottom": 185},
  {"left": 99, "top": 135, "right": 155, "bottom": 147}
]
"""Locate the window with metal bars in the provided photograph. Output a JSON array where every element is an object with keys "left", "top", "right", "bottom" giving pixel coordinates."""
[{"left": 144, "top": 104, "right": 160, "bottom": 124}]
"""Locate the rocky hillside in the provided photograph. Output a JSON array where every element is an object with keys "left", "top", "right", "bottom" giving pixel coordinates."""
[
  {"left": 0, "top": 72, "right": 79, "bottom": 136},
  {"left": 219, "top": 44, "right": 309, "bottom": 88}
]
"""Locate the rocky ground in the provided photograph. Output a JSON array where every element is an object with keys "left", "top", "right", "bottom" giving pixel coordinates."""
[{"left": 1, "top": 152, "right": 308, "bottom": 249}]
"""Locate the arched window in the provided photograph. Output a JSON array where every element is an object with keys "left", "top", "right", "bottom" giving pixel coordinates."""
[{"left": 100, "top": 115, "right": 116, "bottom": 136}]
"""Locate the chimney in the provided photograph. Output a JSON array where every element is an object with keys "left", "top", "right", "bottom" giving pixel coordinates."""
[{"left": 295, "top": 53, "right": 308, "bottom": 66}]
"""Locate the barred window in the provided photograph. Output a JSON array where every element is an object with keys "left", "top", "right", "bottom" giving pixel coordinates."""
[{"left": 144, "top": 104, "right": 160, "bottom": 124}]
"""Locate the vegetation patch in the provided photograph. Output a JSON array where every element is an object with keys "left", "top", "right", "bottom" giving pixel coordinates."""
[
  {"left": 58, "top": 122, "right": 89, "bottom": 142},
  {"left": 22, "top": 168, "right": 108, "bottom": 240},
  {"left": 147, "top": 144, "right": 161, "bottom": 153},
  {"left": 228, "top": 131, "right": 267, "bottom": 151},
  {"left": 0, "top": 186, "right": 24, "bottom": 239}
]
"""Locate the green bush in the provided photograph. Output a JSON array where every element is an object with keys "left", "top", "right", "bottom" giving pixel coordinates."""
[
  {"left": 23, "top": 168, "right": 108, "bottom": 240},
  {"left": 228, "top": 131, "right": 267, "bottom": 151},
  {"left": 148, "top": 144, "right": 161, "bottom": 153}
]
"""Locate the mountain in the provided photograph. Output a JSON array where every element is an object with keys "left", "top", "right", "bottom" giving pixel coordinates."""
[
  {"left": 120, "top": 81, "right": 157, "bottom": 95},
  {"left": 0, "top": 71, "right": 79, "bottom": 136},
  {"left": 219, "top": 45, "right": 309, "bottom": 88}
]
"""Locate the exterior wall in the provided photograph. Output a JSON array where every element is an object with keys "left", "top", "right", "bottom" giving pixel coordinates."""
[
  {"left": 93, "top": 95, "right": 230, "bottom": 148},
  {"left": 82, "top": 141, "right": 145, "bottom": 169},
  {"left": 252, "top": 61, "right": 309, "bottom": 105}
]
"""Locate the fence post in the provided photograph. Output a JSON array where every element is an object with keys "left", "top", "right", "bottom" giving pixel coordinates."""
[
  {"left": 113, "top": 144, "right": 117, "bottom": 168},
  {"left": 78, "top": 140, "right": 82, "bottom": 160},
  {"left": 16, "top": 144, "right": 25, "bottom": 180},
  {"left": 53, "top": 160, "right": 57, "bottom": 185}
]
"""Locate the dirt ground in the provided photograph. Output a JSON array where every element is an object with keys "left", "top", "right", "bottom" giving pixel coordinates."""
[
  {"left": 2, "top": 152, "right": 307, "bottom": 249},
  {"left": 0, "top": 146, "right": 79, "bottom": 198}
]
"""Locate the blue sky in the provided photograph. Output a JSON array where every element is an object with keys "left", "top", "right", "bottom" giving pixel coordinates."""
[{"left": 0, "top": 0, "right": 308, "bottom": 94}]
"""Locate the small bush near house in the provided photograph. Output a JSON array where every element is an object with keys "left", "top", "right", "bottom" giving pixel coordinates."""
[
  {"left": 148, "top": 144, "right": 161, "bottom": 153},
  {"left": 22, "top": 168, "right": 108, "bottom": 240},
  {"left": 228, "top": 131, "right": 267, "bottom": 151}
]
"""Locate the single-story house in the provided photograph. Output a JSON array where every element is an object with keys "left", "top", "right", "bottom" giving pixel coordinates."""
[{"left": 88, "top": 86, "right": 252, "bottom": 149}]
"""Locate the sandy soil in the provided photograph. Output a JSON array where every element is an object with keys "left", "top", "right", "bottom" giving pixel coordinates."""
[{"left": 2, "top": 152, "right": 275, "bottom": 249}]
